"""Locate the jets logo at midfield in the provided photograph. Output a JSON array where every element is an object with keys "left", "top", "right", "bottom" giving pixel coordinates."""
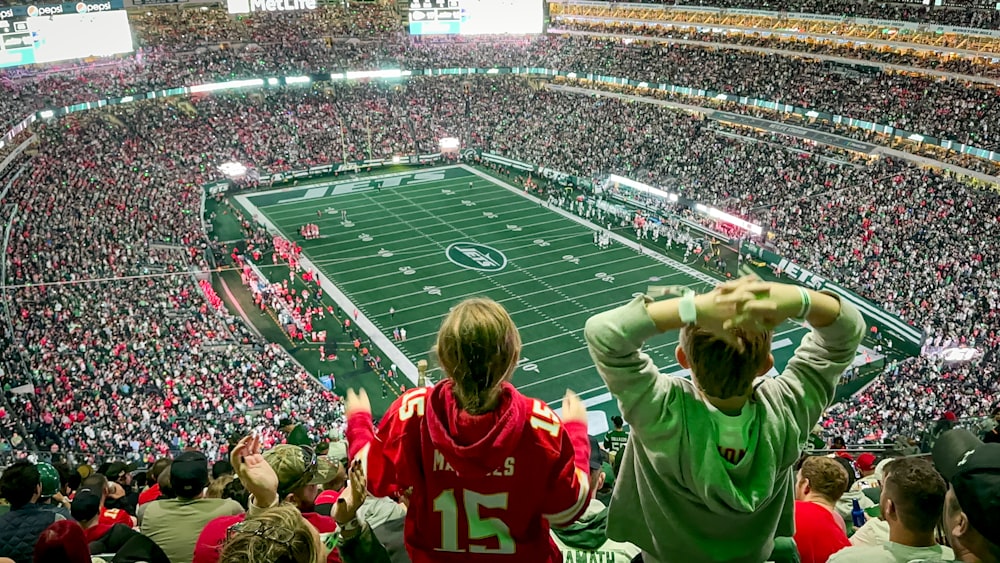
[{"left": 445, "top": 242, "right": 507, "bottom": 272}]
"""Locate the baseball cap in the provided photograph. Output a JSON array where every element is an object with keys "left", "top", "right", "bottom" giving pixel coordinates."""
[
  {"left": 170, "top": 451, "right": 210, "bottom": 498},
  {"left": 278, "top": 418, "right": 294, "bottom": 428},
  {"left": 932, "top": 429, "right": 1000, "bottom": 545},
  {"left": 211, "top": 460, "right": 234, "bottom": 480},
  {"left": 37, "top": 462, "right": 61, "bottom": 497},
  {"left": 589, "top": 437, "right": 606, "bottom": 472},
  {"left": 71, "top": 488, "right": 102, "bottom": 522},
  {"left": 263, "top": 445, "right": 337, "bottom": 497},
  {"left": 857, "top": 452, "right": 877, "bottom": 473},
  {"left": 104, "top": 461, "right": 131, "bottom": 482},
  {"left": 315, "top": 488, "right": 341, "bottom": 517}
]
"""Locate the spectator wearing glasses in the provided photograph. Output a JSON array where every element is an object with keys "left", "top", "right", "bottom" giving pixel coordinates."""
[
  {"left": 229, "top": 435, "right": 391, "bottom": 563},
  {"left": 142, "top": 451, "right": 244, "bottom": 563},
  {"left": 220, "top": 505, "right": 323, "bottom": 563}
]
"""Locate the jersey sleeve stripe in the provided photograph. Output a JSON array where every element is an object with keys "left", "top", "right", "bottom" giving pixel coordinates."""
[{"left": 543, "top": 467, "right": 591, "bottom": 528}]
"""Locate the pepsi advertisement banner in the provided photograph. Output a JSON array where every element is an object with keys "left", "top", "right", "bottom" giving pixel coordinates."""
[{"left": 0, "top": 0, "right": 132, "bottom": 69}]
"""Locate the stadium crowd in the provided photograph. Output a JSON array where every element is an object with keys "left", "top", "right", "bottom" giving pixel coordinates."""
[
  {"left": 2, "top": 18, "right": 1000, "bottom": 159},
  {"left": 0, "top": 72, "right": 996, "bottom": 457},
  {"left": 0, "top": 4, "right": 999, "bottom": 563},
  {"left": 588, "top": 0, "right": 1000, "bottom": 29}
]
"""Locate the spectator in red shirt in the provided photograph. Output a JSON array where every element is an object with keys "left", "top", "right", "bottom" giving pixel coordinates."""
[
  {"left": 346, "top": 297, "right": 592, "bottom": 563},
  {"left": 793, "top": 456, "right": 851, "bottom": 563},
  {"left": 80, "top": 475, "right": 136, "bottom": 529},
  {"left": 138, "top": 459, "right": 172, "bottom": 506}
]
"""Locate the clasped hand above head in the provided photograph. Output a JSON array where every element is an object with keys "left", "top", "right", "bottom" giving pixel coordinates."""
[{"left": 693, "top": 275, "right": 806, "bottom": 334}]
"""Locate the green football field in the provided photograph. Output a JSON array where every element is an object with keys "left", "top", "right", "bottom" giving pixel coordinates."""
[{"left": 236, "top": 165, "right": 818, "bottom": 435}]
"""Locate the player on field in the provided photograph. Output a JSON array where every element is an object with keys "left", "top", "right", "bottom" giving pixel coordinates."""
[
  {"left": 346, "top": 297, "right": 592, "bottom": 562},
  {"left": 585, "top": 275, "right": 864, "bottom": 563}
]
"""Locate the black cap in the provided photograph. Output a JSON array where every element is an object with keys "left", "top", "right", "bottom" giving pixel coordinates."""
[
  {"left": 170, "top": 451, "right": 209, "bottom": 498},
  {"left": 211, "top": 460, "right": 234, "bottom": 480},
  {"left": 589, "top": 436, "right": 606, "bottom": 472},
  {"left": 104, "top": 461, "right": 130, "bottom": 482},
  {"left": 278, "top": 418, "right": 294, "bottom": 428},
  {"left": 933, "top": 429, "right": 1000, "bottom": 546},
  {"left": 71, "top": 488, "right": 102, "bottom": 521}
]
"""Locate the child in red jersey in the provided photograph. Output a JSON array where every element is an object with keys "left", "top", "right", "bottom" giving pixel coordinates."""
[{"left": 346, "top": 297, "right": 592, "bottom": 563}]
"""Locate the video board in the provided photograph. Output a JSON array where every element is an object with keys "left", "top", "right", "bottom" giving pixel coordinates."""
[
  {"left": 408, "top": 0, "right": 544, "bottom": 35},
  {"left": 0, "top": 1, "right": 133, "bottom": 69}
]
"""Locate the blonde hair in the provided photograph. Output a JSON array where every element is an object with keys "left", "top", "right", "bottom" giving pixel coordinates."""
[
  {"left": 220, "top": 504, "right": 318, "bottom": 563},
  {"left": 206, "top": 474, "right": 234, "bottom": 499},
  {"left": 680, "top": 325, "right": 771, "bottom": 400},
  {"left": 434, "top": 298, "right": 521, "bottom": 414}
]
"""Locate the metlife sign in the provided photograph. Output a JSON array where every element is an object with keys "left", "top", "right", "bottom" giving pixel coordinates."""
[{"left": 226, "top": 0, "right": 316, "bottom": 14}]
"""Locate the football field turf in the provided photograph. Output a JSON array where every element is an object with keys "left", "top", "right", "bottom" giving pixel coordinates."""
[{"left": 237, "top": 165, "right": 814, "bottom": 435}]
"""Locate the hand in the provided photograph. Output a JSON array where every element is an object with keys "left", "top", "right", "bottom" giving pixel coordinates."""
[
  {"left": 231, "top": 434, "right": 279, "bottom": 507},
  {"left": 689, "top": 275, "right": 763, "bottom": 334},
  {"left": 561, "top": 389, "right": 587, "bottom": 425},
  {"left": 346, "top": 388, "right": 371, "bottom": 418},
  {"left": 714, "top": 279, "right": 804, "bottom": 331},
  {"left": 333, "top": 460, "right": 368, "bottom": 527}
]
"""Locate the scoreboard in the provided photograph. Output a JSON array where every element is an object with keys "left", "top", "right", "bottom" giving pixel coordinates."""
[
  {"left": 408, "top": 0, "right": 544, "bottom": 35},
  {"left": 0, "top": 1, "right": 133, "bottom": 69}
]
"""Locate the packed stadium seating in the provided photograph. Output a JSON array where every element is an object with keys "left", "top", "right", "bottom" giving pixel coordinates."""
[{"left": 2, "top": 3, "right": 999, "bottom": 562}]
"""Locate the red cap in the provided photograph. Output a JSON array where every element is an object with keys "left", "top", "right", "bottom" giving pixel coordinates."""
[
  {"left": 836, "top": 452, "right": 855, "bottom": 462},
  {"left": 857, "top": 452, "right": 877, "bottom": 472}
]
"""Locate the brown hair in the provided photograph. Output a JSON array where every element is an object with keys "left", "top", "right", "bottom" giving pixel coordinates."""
[
  {"left": 207, "top": 474, "right": 235, "bottom": 499},
  {"left": 434, "top": 298, "right": 521, "bottom": 414},
  {"left": 800, "top": 456, "right": 849, "bottom": 502},
  {"left": 883, "top": 457, "right": 947, "bottom": 534},
  {"left": 680, "top": 325, "right": 772, "bottom": 399},
  {"left": 220, "top": 504, "right": 318, "bottom": 563}
]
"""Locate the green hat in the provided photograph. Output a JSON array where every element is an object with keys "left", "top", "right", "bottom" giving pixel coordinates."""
[
  {"left": 36, "top": 462, "right": 60, "bottom": 497},
  {"left": 263, "top": 445, "right": 338, "bottom": 497}
]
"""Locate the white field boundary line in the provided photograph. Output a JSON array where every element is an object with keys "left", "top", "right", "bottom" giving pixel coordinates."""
[
  {"left": 251, "top": 165, "right": 466, "bottom": 210},
  {"left": 462, "top": 164, "right": 722, "bottom": 288},
  {"left": 234, "top": 193, "right": 420, "bottom": 385}
]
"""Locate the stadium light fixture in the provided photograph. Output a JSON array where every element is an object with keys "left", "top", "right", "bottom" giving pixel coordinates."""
[{"left": 218, "top": 161, "right": 248, "bottom": 179}]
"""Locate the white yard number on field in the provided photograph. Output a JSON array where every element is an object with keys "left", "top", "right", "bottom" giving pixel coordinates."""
[
  {"left": 399, "top": 266, "right": 417, "bottom": 275},
  {"left": 562, "top": 255, "right": 580, "bottom": 265},
  {"left": 378, "top": 248, "right": 395, "bottom": 258},
  {"left": 506, "top": 224, "right": 522, "bottom": 232},
  {"left": 596, "top": 272, "right": 615, "bottom": 283},
  {"left": 358, "top": 233, "right": 374, "bottom": 242},
  {"left": 483, "top": 212, "right": 498, "bottom": 219},
  {"left": 461, "top": 200, "right": 476, "bottom": 207},
  {"left": 518, "top": 357, "right": 539, "bottom": 373},
  {"left": 533, "top": 239, "right": 550, "bottom": 247},
  {"left": 424, "top": 285, "right": 442, "bottom": 296},
  {"left": 442, "top": 189, "right": 455, "bottom": 195}
]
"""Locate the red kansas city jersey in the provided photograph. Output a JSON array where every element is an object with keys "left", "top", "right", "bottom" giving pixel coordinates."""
[{"left": 347, "top": 382, "right": 591, "bottom": 563}]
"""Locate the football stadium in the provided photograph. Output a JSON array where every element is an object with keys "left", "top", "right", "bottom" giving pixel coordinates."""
[{"left": 1, "top": 0, "right": 999, "bottom": 561}]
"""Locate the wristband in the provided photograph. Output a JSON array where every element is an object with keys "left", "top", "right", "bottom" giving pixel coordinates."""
[
  {"left": 678, "top": 292, "right": 698, "bottom": 325},
  {"left": 796, "top": 287, "right": 811, "bottom": 320}
]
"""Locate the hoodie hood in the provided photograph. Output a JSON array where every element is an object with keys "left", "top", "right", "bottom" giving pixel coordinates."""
[
  {"left": 551, "top": 499, "right": 609, "bottom": 551},
  {"left": 425, "top": 380, "right": 526, "bottom": 477}
]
